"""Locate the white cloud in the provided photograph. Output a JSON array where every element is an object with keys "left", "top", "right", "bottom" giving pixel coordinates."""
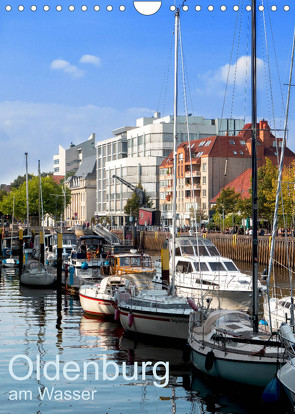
[
  {"left": 50, "top": 59, "right": 84, "bottom": 79},
  {"left": 215, "top": 55, "right": 264, "bottom": 86},
  {"left": 0, "top": 101, "right": 154, "bottom": 184},
  {"left": 80, "top": 54, "right": 101, "bottom": 67}
]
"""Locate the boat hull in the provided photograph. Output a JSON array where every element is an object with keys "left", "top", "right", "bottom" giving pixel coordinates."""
[
  {"left": 176, "top": 285, "right": 252, "bottom": 312},
  {"left": 190, "top": 341, "right": 279, "bottom": 387},
  {"left": 20, "top": 272, "right": 56, "bottom": 287},
  {"left": 278, "top": 360, "right": 295, "bottom": 406},
  {"left": 119, "top": 307, "right": 189, "bottom": 340},
  {"left": 79, "top": 292, "right": 115, "bottom": 316}
]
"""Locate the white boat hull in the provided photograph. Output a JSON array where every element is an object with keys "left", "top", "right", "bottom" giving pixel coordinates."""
[
  {"left": 190, "top": 342, "right": 279, "bottom": 387},
  {"left": 119, "top": 308, "right": 189, "bottom": 340},
  {"left": 21, "top": 271, "right": 56, "bottom": 287},
  {"left": 79, "top": 292, "right": 115, "bottom": 316},
  {"left": 2, "top": 258, "right": 18, "bottom": 268},
  {"left": 278, "top": 359, "right": 295, "bottom": 405},
  {"left": 176, "top": 285, "right": 253, "bottom": 312}
]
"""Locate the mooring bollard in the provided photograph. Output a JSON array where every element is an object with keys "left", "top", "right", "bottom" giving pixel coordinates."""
[
  {"left": 56, "top": 233, "right": 62, "bottom": 294},
  {"left": 18, "top": 229, "right": 23, "bottom": 277}
]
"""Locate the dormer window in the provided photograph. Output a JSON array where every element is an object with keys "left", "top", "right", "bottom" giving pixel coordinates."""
[
  {"left": 230, "top": 140, "right": 236, "bottom": 145},
  {"left": 240, "top": 140, "right": 246, "bottom": 145}
]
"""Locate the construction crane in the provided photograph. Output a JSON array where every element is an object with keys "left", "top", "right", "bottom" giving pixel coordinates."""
[{"left": 112, "top": 175, "right": 146, "bottom": 207}]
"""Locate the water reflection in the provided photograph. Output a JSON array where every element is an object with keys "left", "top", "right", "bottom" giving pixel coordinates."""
[{"left": 1, "top": 266, "right": 294, "bottom": 414}]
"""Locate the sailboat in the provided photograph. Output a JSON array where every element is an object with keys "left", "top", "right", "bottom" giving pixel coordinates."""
[
  {"left": 277, "top": 323, "right": 295, "bottom": 407},
  {"left": 20, "top": 160, "right": 56, "bottom": 287},
  {"left": 2, "top": 196, "right": 19, "bottom": 268},
  {"left": 188, "top": 0, "right": 288, "bottom": 387},
  {"left": 117, "top": 9, "right": 205, "bottom": 341}
]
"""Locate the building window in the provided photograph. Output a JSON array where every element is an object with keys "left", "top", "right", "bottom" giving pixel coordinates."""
[
  {"left": 202, "top": 202, "right": 207, "bottom": 210},
  {"left": 202, "top": 163, "right": 207, "bottom": 172},
  {"left": 240, "top": 140, "right": 246, "bottom": 145},
  {"left": 205, "top": 140, "right": 211, "bottom": 146},
  {"left": 198, "top": 141, "right": 205, "bottom": 147},
  {"left": 233, "top": 151, "right": 237, "bottom": 155},
  {"left": 195, "top": 151, "right": 203, "bottom": 158},
  {"left": 54, "top": 159, "right": 59, "bottom": 164},
  {"left": 229, "top": 140, "right": 236, "bottom": 145},
  {"left": 202, "top": 189, "right": 206, "bottom": 197},
  {"left": 240, "top": 150, "right": 244, "bottom": 155},
  {"left": 54, "top": 167, "right": 59, "bottom": 172},
  {"left": 202, "top": 176, "right": 206, "bottom": 184}
]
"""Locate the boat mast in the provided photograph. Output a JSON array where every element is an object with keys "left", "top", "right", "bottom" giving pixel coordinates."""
[
  {"left": 25, "top": 152, "right": 30, "bottom": 235},
  {"left": 10, "top": 196, "right": 15, "bottom": 257},
  {"left": 171, "top": 8, "right": 179, "bottom": 296},
  {"left": 251, "top": 0, "right": 259, "bottom": 332}
]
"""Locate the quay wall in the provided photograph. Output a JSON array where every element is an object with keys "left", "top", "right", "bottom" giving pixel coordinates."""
[{"left": 112, "top": 230, "right": 295, "bottom": 270}]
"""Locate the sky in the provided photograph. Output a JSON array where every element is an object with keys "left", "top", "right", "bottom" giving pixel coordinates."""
[{"left": 1, "top": 1, "right": 295, "bottom": 184}]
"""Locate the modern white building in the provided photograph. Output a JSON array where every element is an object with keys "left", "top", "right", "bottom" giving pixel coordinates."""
[
  {"left": 95, "top": 113, "right": 244, "bottom": 225},
  {"left": 53, "top": 133, "right": 96, "bottom": 176}
]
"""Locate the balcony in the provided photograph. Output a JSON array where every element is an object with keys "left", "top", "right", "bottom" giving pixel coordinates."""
[{"left": 185, "top": 170, "right": 201, "bottom": 178}]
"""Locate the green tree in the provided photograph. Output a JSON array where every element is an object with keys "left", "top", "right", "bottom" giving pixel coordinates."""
[
  {"left": 124, "top": 183, "right": 152, "bottom": 220},
  {"left": 11, "top": 174, "right": 34, "bottom": 189},
  {"left": 214, "top": 187, "right": 241, "bottom": 215},
  {"left": 0, "top": 175, "right": 70, "bottom": 220}
]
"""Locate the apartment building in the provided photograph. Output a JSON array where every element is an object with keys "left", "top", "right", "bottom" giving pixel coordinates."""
[
  {"left": 95, "top": 113, "right": 244, "bottom": 224},
  {"left": 159, "top": 120, "right": 295, "bottom": 226},
  {"left": 65, "top": 155, "right": 96, "bottom": 225},
  {"left": 53, "top": 133, "right": 96, "bottom": 176}
]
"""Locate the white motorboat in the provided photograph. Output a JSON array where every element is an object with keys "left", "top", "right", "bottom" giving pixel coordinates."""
[
  {"left": 2, "top": 257, "right": 19, "bottom": 268},
  {"left": 20, "top": 261, "right": 56, "bottom": 287},
  {"left": 263, "top": 296, "right": 295, "bottom": 330},
  {"left": 79, "top": 275, "right": 130, "bottom": 317},
  {"left": 173, "top": 236, "right": 264, "bottom": 311},
  {"left": 69, "top": 235, "right": 105, "bottom": 274}
]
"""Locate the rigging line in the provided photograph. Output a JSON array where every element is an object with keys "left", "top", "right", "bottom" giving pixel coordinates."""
[
  {"left": 261, "top": 0, "right": 279, "bottom": 165},
  {"left": 179, "top": 19, "right": 198, "bottom": 231},
  {"left": 265, "top": 0, "right": 285, "bottom": 127},
  {"left": 230, "top": 0, "right": 244, "bottom": 119},
  {"left": 243, "top": 10, "right": 250, "bottom": 123},
  {"left": 220, "top": 0, "right": 241, "bottom": 122},
  {"left": 267, "top": 26, "right": 295, "bottom": 331},
  {"left": 181, "top": 47, "right": 195, "bottom": 116},
  {"left": 157, "top": 25, "right": 174, "bottom": 116}
]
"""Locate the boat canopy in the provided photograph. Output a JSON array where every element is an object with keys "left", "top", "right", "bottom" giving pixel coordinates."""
[
  {"left": 174, "top": 237, "right": 220, "bottom": 257},
  {"left": 23, "top": 260, "right": 45, "bottom": 271}
]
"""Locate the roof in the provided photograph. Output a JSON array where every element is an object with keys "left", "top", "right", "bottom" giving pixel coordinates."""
[
  {"left": 51, "top": 175, "right": 64, "bottom": 184},
  {"left": 211, "top": 168, "right": 252, "bottom": 203},
  {"left": 160, "top": 133, "right": 252, "bottom": 168},
  {"left": 75, "top": 155, "right": 96, "bottom": 178}
]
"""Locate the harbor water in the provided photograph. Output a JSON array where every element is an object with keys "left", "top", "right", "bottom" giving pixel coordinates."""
[{"left": 0, "top": 266, "right": 293, "bottom": 414}]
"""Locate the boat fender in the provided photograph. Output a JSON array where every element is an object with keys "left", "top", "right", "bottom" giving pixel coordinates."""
[
  {"left": 182, "top": 343, "right": 191, "bottom": 363},
  {"left": 114, "top": 308, "right": 120, "bottom": 321},
  {"left": 128, "top": 312, "right": 134, "bottom": 328},
  {"left": 81, "top": 262, "right": 88, "bottom": 270},
  {"left": 187, "top": 297, "right": 200, "bottom": 312},
  {"left": 262, "top": 376, "right": 280, "bottom": 403},
  {"left": 205, "top": 350, "right": 215, "bottom": 371},
  {"left": 259, "top": 319, "right": 268, "bottom": 326}
]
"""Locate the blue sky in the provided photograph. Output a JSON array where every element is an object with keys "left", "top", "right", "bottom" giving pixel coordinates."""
[{"left": 1, "top": 1, "right": 295, "bottom": 183}]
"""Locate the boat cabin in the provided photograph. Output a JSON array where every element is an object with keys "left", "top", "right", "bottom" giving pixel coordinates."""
[{"left": 174, "top": 237, "right": 220, "bottom": 257}]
